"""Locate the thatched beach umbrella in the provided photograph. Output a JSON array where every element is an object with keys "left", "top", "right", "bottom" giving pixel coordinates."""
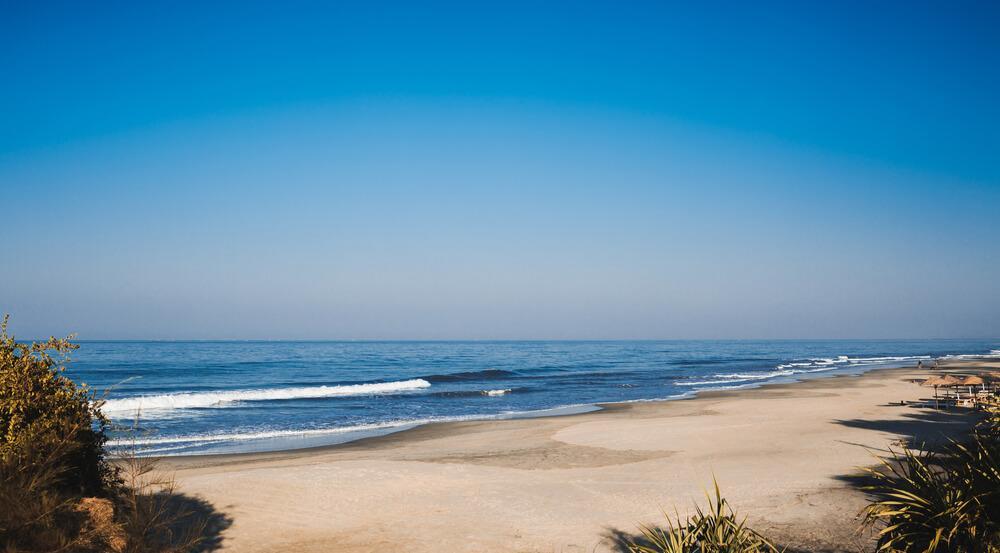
[
  {"left": 959, "top": 375, "right": 987, "bottom": 395},
  {"left": 922, "top": 375, "right": 962, "bottom": 406},
  {"left": 921, "top": 376, "right": 942, "bottom": 402},
  {"left": 931, "top": 375, "right": 961, "bottom": 386},
  {"left": 922, "top": 375, "right": 960, "bottom": 389}
]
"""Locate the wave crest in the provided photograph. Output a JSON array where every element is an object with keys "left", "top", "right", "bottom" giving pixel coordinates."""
[
  {"left": 101, "top": 379, "right": 431, "bottom": 415},
  {"left": 679, "top": 354, "right": 935, "bottom": 388}
]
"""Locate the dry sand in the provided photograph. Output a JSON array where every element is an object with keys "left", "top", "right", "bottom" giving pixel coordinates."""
[{"left": 163, "top": 360, "right": 998, "bottom": 552}]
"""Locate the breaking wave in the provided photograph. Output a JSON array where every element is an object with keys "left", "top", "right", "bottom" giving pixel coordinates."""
[
  {"left": 679, "top": 354, "right": 935, "bottom": 388},
  {"left": 101, "top": 379, "right": 431, "bottom": 415}
]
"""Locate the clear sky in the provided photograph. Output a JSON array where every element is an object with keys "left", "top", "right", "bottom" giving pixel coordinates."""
[{"left": 1, "top": 0, "right": 998, "bottom": 339}]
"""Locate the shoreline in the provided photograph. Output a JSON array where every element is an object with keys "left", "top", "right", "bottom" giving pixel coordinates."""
[
  {"left": 162, "top": 358, "right": 997, "bottom": 552},
  {"left": 139, "top": 358, "right": 941, "bottom": 458}
]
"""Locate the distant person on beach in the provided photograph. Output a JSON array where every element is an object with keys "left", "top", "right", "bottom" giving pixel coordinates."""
[{"left": 918, "top": 361, "right": 924, "bottom": 369}]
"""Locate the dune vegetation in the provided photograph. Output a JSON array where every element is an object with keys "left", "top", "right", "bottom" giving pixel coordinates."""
[
  {"left": 861, "top": 399, "right": 1000, "bottom": 552},
  {"left": 0, "top": 316, "right": 209, "bottom": 553},
  {"left": 624, "top": 401, "right": 1000, "bottom": 553},
  {"left": 623, "top": 480, "right": 780, "bottom": 553}
]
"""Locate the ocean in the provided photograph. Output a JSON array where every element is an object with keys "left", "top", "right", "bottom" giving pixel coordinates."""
[{"left": 64, "top": 339, "right": 1000, "bottom": 456}]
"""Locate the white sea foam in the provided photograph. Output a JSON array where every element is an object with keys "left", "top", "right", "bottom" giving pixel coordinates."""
[
  {"left": 943, "top": 351, "right": 1000, "bottom": 360},
  {"left": 112, "top": 419, "right": 435, "bottom": 447},
  {"left": 679, "top": 370, "right": 795, "bottom": 387},
  {"left": 101, "top": 379, "right": 431, "bottom": 415},
  {"left": 679, "top": 354, "right": 937, "bottom": 388},
  {"left": 726, "top": 370, "right": 795, "bottom": 379},
  {"left": 775, "top": 355, "right": 931, "bottom": 370},
  {"left": 110, "top": 405, "right": 603, "bottom": 454},
  {"left": 482, "top": 389, "right": 511, "bottom": 396},
  {"left": 678, "top": 379, "right": 745, "bottom": 386},
  {"left": 698, "top": 383, "right": 757, "bottom": 391}
]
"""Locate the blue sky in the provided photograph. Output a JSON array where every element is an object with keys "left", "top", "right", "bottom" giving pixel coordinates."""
[{"left": 1, "top": 0, "right": 998, "bottom": 339}]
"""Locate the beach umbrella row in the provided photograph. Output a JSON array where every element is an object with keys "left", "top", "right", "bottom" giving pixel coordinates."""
[
  {"left": 921, "top": 374, "right": 990, "bottom": 387},
  {"left": 920, "top": 374, "right": 993, "bottom": 404}
]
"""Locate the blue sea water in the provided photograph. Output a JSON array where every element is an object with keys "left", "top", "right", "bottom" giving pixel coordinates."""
[{"left": 64, "top": 340, "right": 1000, "bottom": 456}]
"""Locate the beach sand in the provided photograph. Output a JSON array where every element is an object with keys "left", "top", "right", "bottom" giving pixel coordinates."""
[{"left": 163, "top": 360, "right": 997, "bottom": 552}]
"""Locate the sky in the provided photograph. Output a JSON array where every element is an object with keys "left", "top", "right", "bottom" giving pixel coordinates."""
[{"left": 1, "top": 0, "right": 998, "bottom": 340}]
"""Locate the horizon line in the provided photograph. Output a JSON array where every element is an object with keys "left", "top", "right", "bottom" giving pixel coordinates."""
[{"left": 32, "top": 337, "right": 1000, "bottom": 343}]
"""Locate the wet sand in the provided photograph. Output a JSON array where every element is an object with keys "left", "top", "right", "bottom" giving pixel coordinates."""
[{"left": 164, "top": 360, "right": 997, "bottom": 552}]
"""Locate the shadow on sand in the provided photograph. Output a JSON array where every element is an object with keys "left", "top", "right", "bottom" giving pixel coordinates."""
[
  {"left": 600, "top": 405, "right": 981, "bottom": 553},
  {"left": 832, "top": 403, "right": 981, "bottom": 492},
  {"left": 833, "top": 404, "right": 981, "bottom": 450},
  {"left": 144, "top": 492, "right": 233, "bottom": 552}
]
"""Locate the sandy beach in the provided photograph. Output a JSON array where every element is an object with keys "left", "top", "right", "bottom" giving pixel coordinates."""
[
  {"left": 162, "top": 360, "right": 996, "bottom": 552},
  {"left": 7, "top": 6, "right": 997, "bottom": 552}
]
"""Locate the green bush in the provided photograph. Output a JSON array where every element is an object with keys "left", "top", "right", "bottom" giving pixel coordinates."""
[
  {"left": 626, "top": 480, "right": 781, "bottom": 553},
  {"left": 0, "top": 315, "right": 121, "bottom": 551},
  {"left": 0, "top": 315, "right": 211, "bottom": 552},
  {"left": 0, "top": 315, "right": 115, "bottom": 496}
]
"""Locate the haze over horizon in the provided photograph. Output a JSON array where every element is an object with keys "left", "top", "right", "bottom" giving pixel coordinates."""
[{"left": 2, "top": 1, "right": 998, "bottom": 340}]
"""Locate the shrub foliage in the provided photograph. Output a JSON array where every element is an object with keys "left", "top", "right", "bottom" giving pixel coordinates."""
[
  {"left": 862, "top": 399, "right": 1000, "bottom": 552},
  {"left": 0, "top": 315, "right": 210, "bottom": 552},
  {"left": 0, "top": 315, "right": 114, "bottom": 495},
  {"left": 626, "top": 480, "right": 781, "bottom": 553}
]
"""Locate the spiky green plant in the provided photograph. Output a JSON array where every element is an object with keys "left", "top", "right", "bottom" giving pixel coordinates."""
[
  {"left": 862, "top": 424, "right": 1000, "bottom": 552},
  {"left": 626, "top": 480, "right": 781, "bottom": 553},
  {"left": 977, "top": 397, "right": 1000, "bottom": 442}
]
